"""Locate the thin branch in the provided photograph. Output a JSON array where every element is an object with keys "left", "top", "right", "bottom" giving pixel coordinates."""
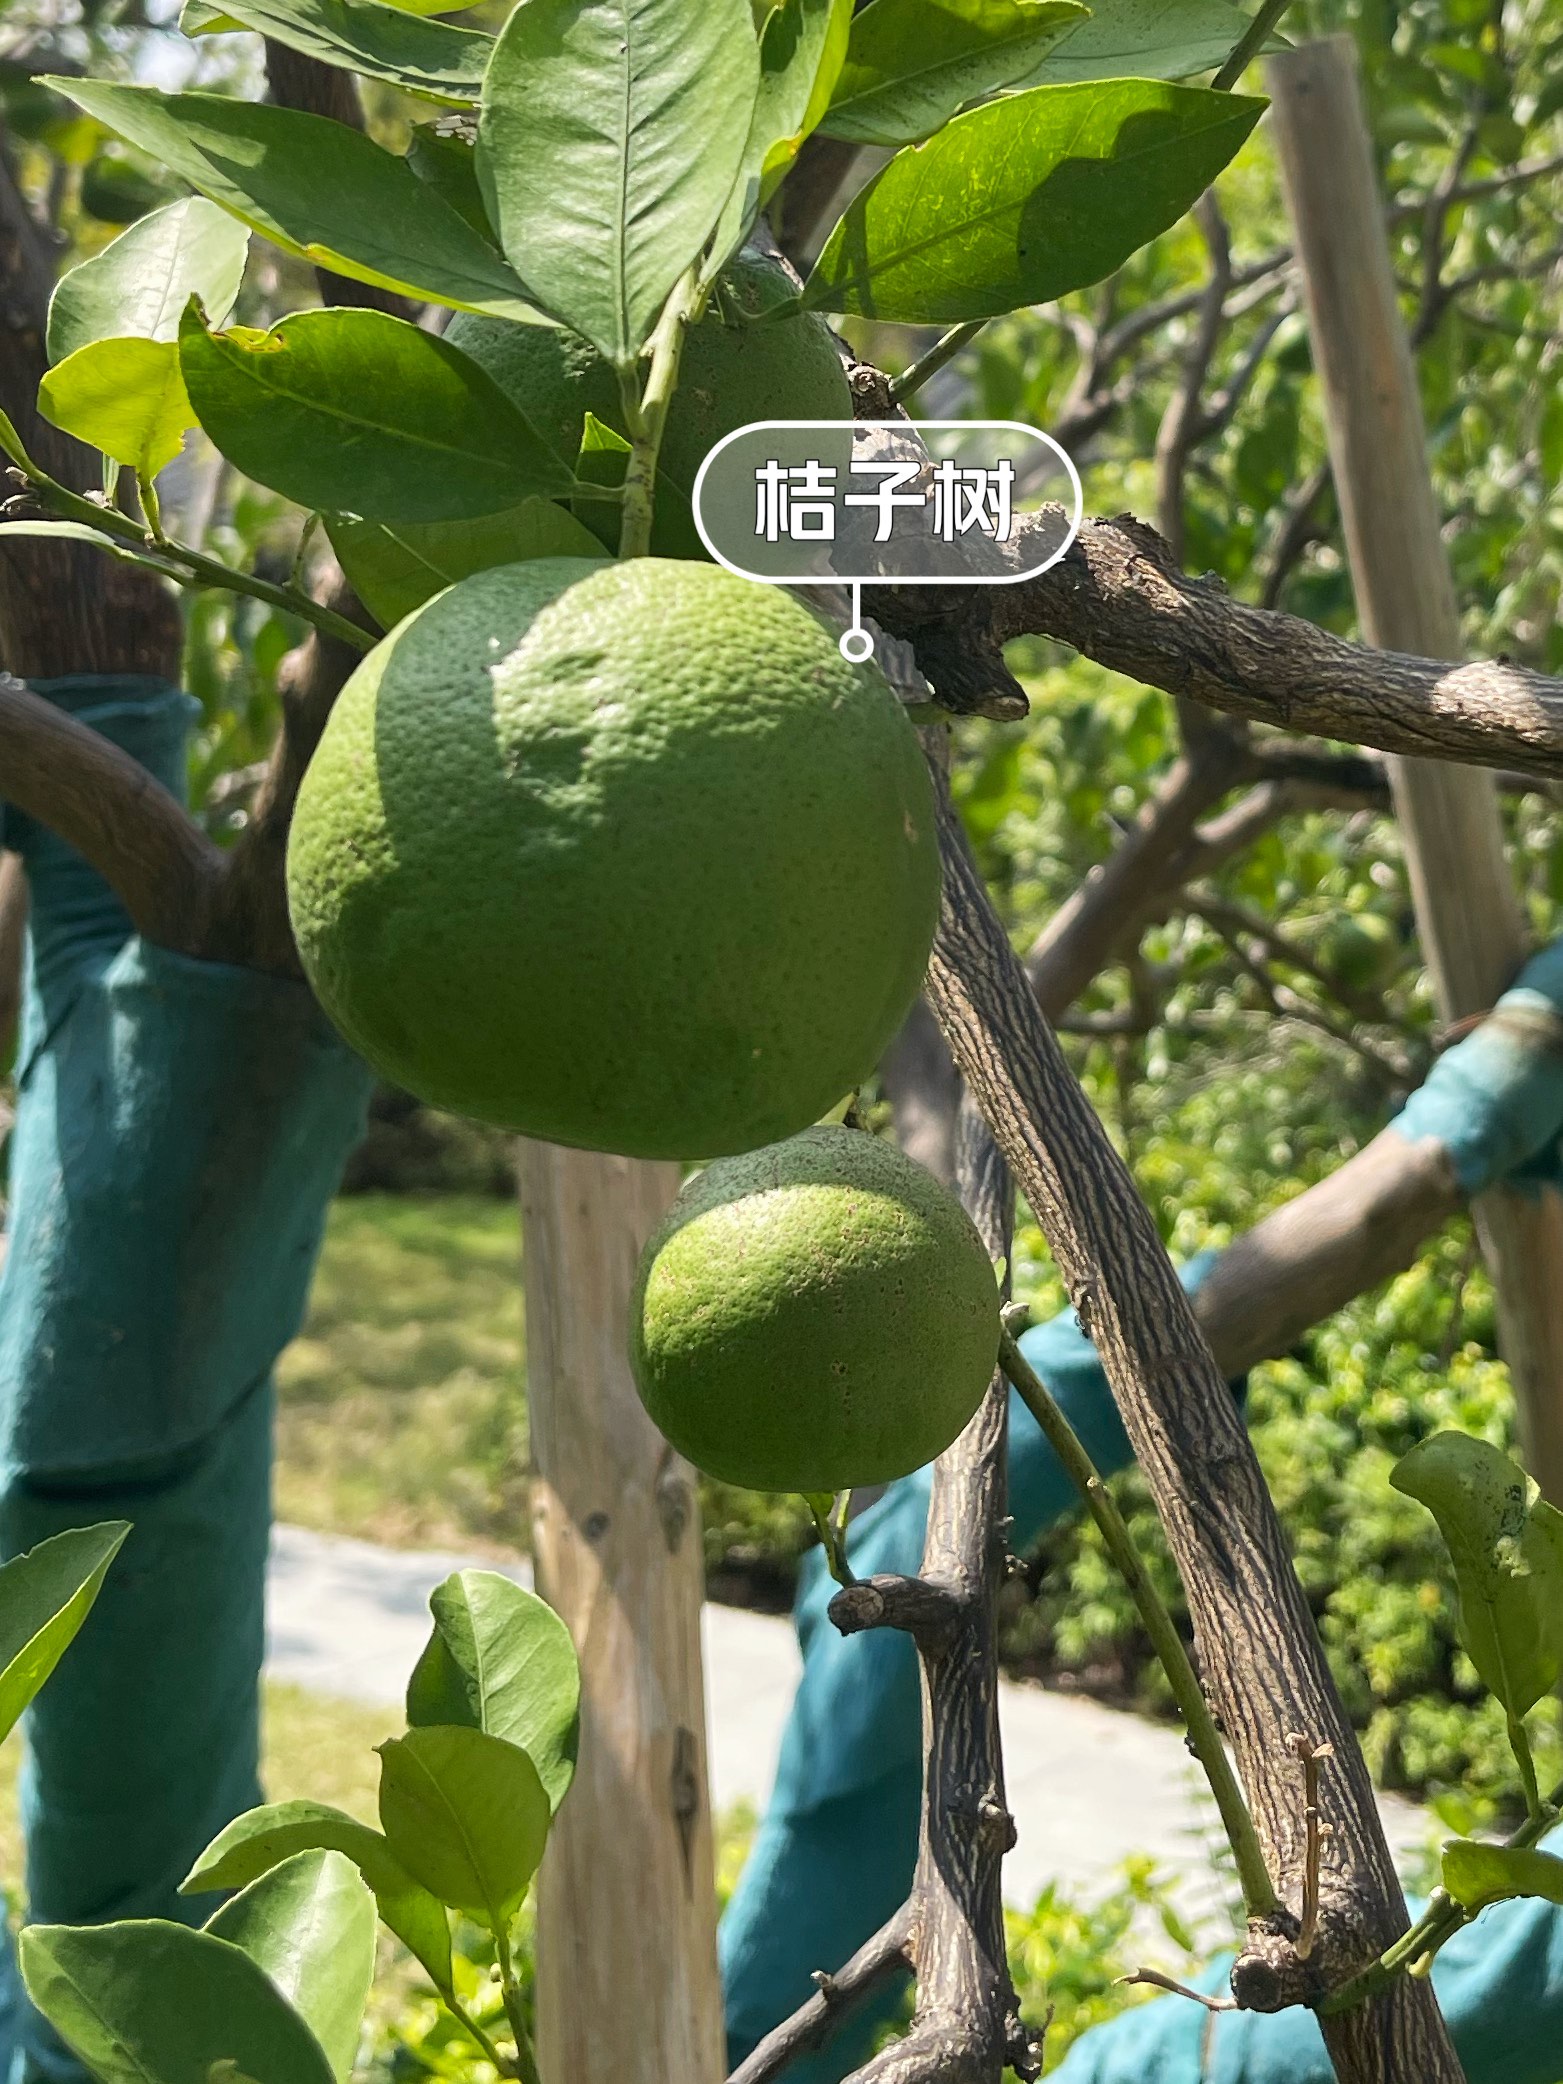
[
  {"left": 999, "top": 1324, "right": 1278, "bottom": 1922},
  {"left": 890, "top": 321, "right": 989, "bottom": 405},
  {"left": 1117, "top": 1968, "right": 1237, "bottom": 2011},
  {"left": 1211, "top": 0, "right": 1298, "bottom": 90},
  {"left": 728, "top": 1909, "right": 916, "bottom": 2084},
  {"left": 0, "top": 675, "right": 223, "bottom": 951}
]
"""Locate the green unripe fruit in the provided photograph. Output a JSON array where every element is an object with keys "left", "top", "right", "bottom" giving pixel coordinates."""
[
  {"left": 286, "top": 559, "right": 940, "bottom": 1160},
  {"left": 631, "top": 1127, "right": 1001, "bottom": 1492},
  {"left": 445, "top": 251, "right": 850, "bottom": 559}
]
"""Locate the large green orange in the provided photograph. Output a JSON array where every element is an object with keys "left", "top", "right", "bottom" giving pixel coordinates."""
[
  {"left": 286, "top": 558, "right": 940, "bottom": 1159},
  {"left": 445, "top": 252, "right": 850, "bottom": 558},
  {"left": 631, "top": 1126, "right": 1000, "bottom": 1492}
]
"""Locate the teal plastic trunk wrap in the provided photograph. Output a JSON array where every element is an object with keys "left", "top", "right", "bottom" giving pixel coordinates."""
[{"left": 0, "top": 677, "right": 372, "bottom": 2083}]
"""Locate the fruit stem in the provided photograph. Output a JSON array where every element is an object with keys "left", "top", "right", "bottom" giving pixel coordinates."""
[
  {"left": 998, "top": 1324, "right": 1280, "bottom": 1922},
  {"left": 616, "top": 266, "right": 705, "bottom": 559},
  {"left": 805, "top": 1490, "right": 857, "bottom": 1589}
]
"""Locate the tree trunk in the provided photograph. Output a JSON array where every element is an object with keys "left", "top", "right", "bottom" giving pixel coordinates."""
[{"left": 516, "top": 1141, "right": 725, "bottom": 2084}]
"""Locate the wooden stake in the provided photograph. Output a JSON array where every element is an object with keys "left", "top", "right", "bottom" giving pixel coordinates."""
[
  {"left": 517, "top": 1142, "right": 724, "bottom": 2084},
  {"left": 1269, "top": 34, "right": 1563, "bottom": 1509}
]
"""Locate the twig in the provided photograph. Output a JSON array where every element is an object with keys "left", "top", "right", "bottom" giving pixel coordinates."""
[
  {"left": 889, "top": 321, "right": 989, "bottom": 406},
  {"left": 727, "top": 1907, "right": 914, "bottom": 2084},
  {"left": 1286, "top": 1734, "right": 1336, "bottom": 1962},
  {"left": 998, "top": 1324, "right": 1278, "bottom": 1922},
  {"left": 1116, "top": 1968, "right": 1237, "bottom": 2011},
  {"left": 1212, "top": 0, "right": 1298, "bottom": 90}
]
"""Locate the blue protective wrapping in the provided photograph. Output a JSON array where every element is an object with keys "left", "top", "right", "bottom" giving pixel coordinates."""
[{"left": 0, "top": 677, "right": 373, "bottom": 2082}]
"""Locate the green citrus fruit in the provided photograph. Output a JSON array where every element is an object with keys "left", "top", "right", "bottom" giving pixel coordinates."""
[
  {"left": 631, "top": 1127, "right": 1001, "bottom": 1492},
  {"left": 445, "top": 251, "right": 850, "bottom": 558},
  {"left": 286, "top": 558, "right": 939, "bottom": 1159}
]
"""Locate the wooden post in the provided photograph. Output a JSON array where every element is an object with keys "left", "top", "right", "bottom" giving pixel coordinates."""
[
  {"left": 517, "top": 1142, "right": 725, "bottom": 2084},
  {"left": 1269, "top": 35, "right": 1563, "bottom": 1509}
]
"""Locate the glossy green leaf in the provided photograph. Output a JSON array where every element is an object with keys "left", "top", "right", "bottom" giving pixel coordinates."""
[
  {"left": 820, "top": 0, "right": 1086, "bottom": 147},
  {"left": 804, "top": 78, "right": 1264, "bottom": 323},
  {"left": 47, "top": 197, "right": 248, "bottom": 364},
  {"left": 711, "top": 0, "right": 852, "bottom": 263},
  {"left": 406, "top": 126, "right": 492, "bottom": 240},
  {"left": 41, "top": 337, "right": 194, "bottom": 478},
  {"left": 1392, "top": 1432, "right": 1563, "bottom": 1722},
  {"left": 183, "top": 1798, "right": 454, "bottom": 1995},
  {"left": 205, "top": 1851, "right": 376, "bottom": 2083},
  {"left": 405, "top": 1570, "right": 581, "bottom": 1809},
  {"left": 20, "top": 1921, "right": 336, "bottom": 2084},
  {"left": 47, "top": 82, "right": 543, "bottom": 321},
  {"left": 378, "top": 1725, "right": 551, "bottom": 1926},
  {"left": 197, "top": 0, "right": 490, "bottom": 103},
  {"left": 1441, "top": 1838, "right": 1563, "bottom": 1913},
  {"left": 0, "top": 520, "right": 149, "bottom": 562},
  {"left": 180, "top": 304, "right": 573, "bottom": 523},
  {"left": 477, "top": 0, "right": 761, "bottom": 364},
  {"left": 1017, "top": 0, "right": 1255, "bottom": 85},
  {"left": 327, "top": 501, "right": 602, "bottom": 629},
  {"left": 0, "top": 1523, "right": 127, "bottom": 1749}
]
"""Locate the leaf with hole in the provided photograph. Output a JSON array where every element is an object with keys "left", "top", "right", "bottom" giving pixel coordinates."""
[
  {"left": 205, "top": 1851, "right": 376, "bottom": 2082},
  {"left": 710, "top": 0, "right": 852, "bottom": 264},
  {"left": 1392, "top": 1431, "right": 1563, "bottom": 1723},
  {"left": 1015, "top": 0, "right": 1254, "bottom": 85},
  {"left": 194, "top": 0, "right": 490, "bottom": 103},
  {"left": 804, "top": 77, "right": 1264, "bottom": 322},
  {"left": 47, "top": 82, "right": 543, "bottom": 321},
  {"left": 47, "top": 197, "right": 248, "bottom": 364},
  {"left": 820, "top": 0, "right": 1087, "bottom": 147},
  {"left": 405, "top": 1570, "right": 581, "bottom": 1809},
  {"left": 478, "top": 0, "right": 760, "bottom": 363},
  {"left": 378, "top": 1725, "right": 551, "bottom": 1926},
  {"left": 0, "top": 1523, "right": 127, "bottom": 1749},
  {"left": 184, "top": 1797, "right": 454, "bottom": 1994},
  {"left": 41, "top": 337, "right": 194, "bottom": 478},
  {"left": 1441, "top": 1838, "right": 1563, "bottom": 1913},
  {"left": 180, "top": 303, "right": 573, "bottom": 523},
  {"left": 20, "top": 1921, "right": 336, "bottom": 2084},
  {"left": 328, "top": 502, "right": 603, "bottom": 630}
]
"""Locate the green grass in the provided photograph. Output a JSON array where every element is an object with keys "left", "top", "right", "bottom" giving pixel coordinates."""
[{"left": 277, "top": 1194, "right": 527, "bottom": 1554}]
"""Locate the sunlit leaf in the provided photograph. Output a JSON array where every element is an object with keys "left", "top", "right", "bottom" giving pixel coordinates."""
[
  {"left": 205, "top": 1851, "right": 376, "bottom": 2083},
  {"left": 1442, "top": 1838, "right": 1563, "bottom": 1913},
  {"left": 47, "top": 197, "right": 248, "bottom": 364},
  {"left": 477, "top": 0, "right": 760, "bottom": 363},
  {"left": 0, "top": 1523, "right": 127, "bottom": 1748},
  {"left": 804, "top": 78, "right": 1264, "bottom": 322},
  {"left": 41, "top": 337, "right": 194, "bottom": 478},
  {"left": 1017, "top": 0, "right": 1253, "bottom": 85},
  {"left": 378, "top": 1725, "right": 551, "bottom": 1926},
  {"left": 710, "top": 0, "right": 852, "bottom": 264},
  {"left": 195, "top": 0, "right": 490, "bottom": 103},
  {"left": 179, "top": 303, "right": 573, "bottom": 523},
  {"left": 328, "top": 502, "right": 603, "bottom": 629},
  {"left": 820, "top": 0, "right": 1086, "bottom": 147}
]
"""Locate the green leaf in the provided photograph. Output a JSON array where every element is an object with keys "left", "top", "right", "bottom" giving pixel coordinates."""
[
  {"left": 47, "top": 197, "right": 248, "bottom": 364},
  {"left": 820, "top": 0, "right": 1087, "bottom": 148},
  {"left": 406, "top": 126, "right": 492, "bottom": 240},
  {"left": 1441, "top": 1839, "right": 1563, "bottom": 1913},
  {"left": 711, "top": 0, "right": 852, "bottom": 263},
  {"left": 327, "top": 501, "right": 603, "bottom": 629},
  {"left": 1018, "top": 0, "right": 1257, "bottom": 86},
  {"left": 477, "top": 0, "right": 761, "bottom": 364},
  {"left": 194, "top": 0, "right": 490, "bottom": 104},
  {"left": 179, "top": 304, "right": 573, "bottom": 524},
  {"left": 0, "top": 520, "right": 150, "bottom": 562},
  {"left": 183, "top": 1798, "right": 453, "bottom": 1995},
  {"left": 405, "top": 1570, "right": 581, "bottom": 1810},
  {"left": 47, "top": 82, "right": 543, "bottom": 322},
  {"left": 40, "top": 337, "right": 194, "bottom": 478},
  {"left": 804, "top": 77, "right": 1264, "bottom": 323},
  {"left": 0, "top": 1523, "right": 127, "bottom": 1748},
  {"left": 1392, "top": 1432, "right": 1563, "bottom": 1722},
  {"left": 377, "top": 1725, "right": 551, "bottom": 1927},
  {"left": 205, "top": 1851, "right": 376, "bottom": 2083},
  {"left": 19, "top": 1921, "right": 336, "bottom": 2084}
]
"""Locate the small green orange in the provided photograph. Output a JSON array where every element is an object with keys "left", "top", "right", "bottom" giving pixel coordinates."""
[{"left": 631, "top": 1127, "right": 1000, "bottom": 1492}]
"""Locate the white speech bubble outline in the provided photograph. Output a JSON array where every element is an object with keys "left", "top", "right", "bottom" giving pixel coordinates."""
[{"left": 690, "top": 417, "right": 1084, "bottom": 587}]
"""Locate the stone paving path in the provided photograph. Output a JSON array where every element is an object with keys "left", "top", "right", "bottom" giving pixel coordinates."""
[{"left": 267, "top": 1522, "right": 1430, "bottom": 1920}]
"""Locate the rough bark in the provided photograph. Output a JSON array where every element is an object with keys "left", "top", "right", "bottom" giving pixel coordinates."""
[
  {"left": 921, "top": 750, "right": 1464, "bottom": 2083},
  {"left": 867, "top": 509, "right": 1563, "bottom": 778}
]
